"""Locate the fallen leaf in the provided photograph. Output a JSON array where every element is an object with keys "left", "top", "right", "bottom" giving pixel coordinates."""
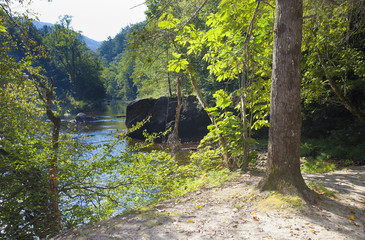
[
  {"left": 188, "top": 219, "right": 195, "bottom": 223},
  {"left": 251, "top": 211, "right": 257, "bottom": 215},
  {"left": 349, "top": 215, "right": 355, "bottom": 221},
  {"left": 310, "top": 229, "right": 318, "bottom": 234},
  {"left": 196, "top": 205, "right": 202, "bottom": 209}
]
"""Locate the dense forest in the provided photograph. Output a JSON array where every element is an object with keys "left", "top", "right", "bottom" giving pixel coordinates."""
[{"left": 1, "top": 0, "right": 364, "bottom": 239}]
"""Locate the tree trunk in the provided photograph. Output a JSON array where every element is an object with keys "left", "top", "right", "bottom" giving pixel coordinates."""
[
  {"left": 259, "top": 0, "right": 311, "bottom": 199},
  {"left": 168, "top": 73, "right": 183, "bottom": 146},
  {"left": 173, "top": 73, "right": 184, "bottom": 139},
  {"left": 49, "top": 117, "right": 61, "bottom": 233},
  {"left": 33, "top": 76, "right": 62, "bottom": 233},
  {"left": 186, "top": 64, "right": 233, "bottom": 169}
]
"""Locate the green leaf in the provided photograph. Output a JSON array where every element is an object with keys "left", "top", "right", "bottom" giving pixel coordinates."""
[{"left": 0, "top": 24, "right": 7, "bottom": 33}]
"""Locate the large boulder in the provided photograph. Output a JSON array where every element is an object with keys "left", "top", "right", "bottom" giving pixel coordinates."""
[{"left": 126, "top": 96, "right": 211, "bottom": 143}]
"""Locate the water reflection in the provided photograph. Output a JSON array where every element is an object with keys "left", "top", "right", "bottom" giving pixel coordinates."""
[{"left": 63, "top": 101, "right": 128, "bottom": 145}]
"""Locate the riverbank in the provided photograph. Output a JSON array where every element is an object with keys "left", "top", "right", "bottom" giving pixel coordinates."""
[{"left": 53, "top": 166, "right": 365, "bottom": 240}]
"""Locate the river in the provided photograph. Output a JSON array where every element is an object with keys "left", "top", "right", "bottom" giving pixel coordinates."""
[{"left": 64, "top": 101, "right": 128, "bottom": 149}]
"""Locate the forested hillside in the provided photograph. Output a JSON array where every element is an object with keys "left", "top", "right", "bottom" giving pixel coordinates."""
[
  {"left": 5, "top": 15, "right": 106, "bottom": 107},
  {"left": 33, "top": 21, "right": 102, "bottom": 51}
]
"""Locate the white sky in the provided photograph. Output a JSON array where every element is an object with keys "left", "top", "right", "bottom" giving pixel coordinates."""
[{"left": 19, "top": 0, "right": 147, "bottom": 41}]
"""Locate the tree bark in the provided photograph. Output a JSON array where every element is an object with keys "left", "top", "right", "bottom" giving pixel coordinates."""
[
  {"left": 33, "top": 76, "right": 62, "bottom": 233},
  {"left": 168, "top": 72, "right": 183, "bottom": 146},
  {"left": 173, "top": 72, "right": 184, "bottom": 139},
  {"left": 260, "top": 0, "right": 311, "bottom": 199}
]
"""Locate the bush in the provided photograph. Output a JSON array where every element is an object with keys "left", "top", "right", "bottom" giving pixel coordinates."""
[{"left": 302, "top": 153, "right": 336, "bottom": 173}]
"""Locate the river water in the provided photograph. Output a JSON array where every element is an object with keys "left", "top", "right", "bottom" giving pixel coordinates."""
[{"left": 64, "top": 101, "right": 128, "bottom": 148}]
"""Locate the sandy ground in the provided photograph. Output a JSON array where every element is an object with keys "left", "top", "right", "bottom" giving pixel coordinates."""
[{"left": 53, "top": 166, "right": 365, "bottom": 240}]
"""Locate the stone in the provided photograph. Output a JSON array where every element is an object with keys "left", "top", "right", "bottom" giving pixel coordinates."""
[
  {"left": 126, "top": 96, "right": 211, "bottom": 143},
  {"left": 75, "top": 113, "right": 98, "bottom": 123}
]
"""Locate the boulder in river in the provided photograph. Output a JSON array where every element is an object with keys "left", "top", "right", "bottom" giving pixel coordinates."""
[
  {"left": 126, "top": 96, "right": 211, "bottom": 143},
  {"left": 75, "top": 113, "right": 98, "bottom": 123}
]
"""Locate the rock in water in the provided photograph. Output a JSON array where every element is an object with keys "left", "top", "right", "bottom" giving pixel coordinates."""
[
  {"left": 126, "top": 96, "right": 211, "bottom": 143},
  {"left": 75, "top": 113, "right": 98, "bottom": 123}
]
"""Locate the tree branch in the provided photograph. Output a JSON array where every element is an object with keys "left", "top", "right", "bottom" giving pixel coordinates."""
[
  {"left": 176, "top": 0, "right": 209, "bottom": 34},
  {"left": 315, "top": 46, "right": 365, "bottom": 122},
  {"left": 324, "top": 0, "right": 340, "bottom": 7}
]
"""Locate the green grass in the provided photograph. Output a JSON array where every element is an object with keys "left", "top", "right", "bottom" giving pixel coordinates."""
[
  {"left": 307, "top": 181, "right": 336, "bottom": 197},
  {"left": 301, "top": 153, "right": 336, "bottom": 173}
]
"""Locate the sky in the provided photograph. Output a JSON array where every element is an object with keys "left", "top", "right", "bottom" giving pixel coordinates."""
[{"left": 18, "top": 0, "right": 147, "bottom": 42}]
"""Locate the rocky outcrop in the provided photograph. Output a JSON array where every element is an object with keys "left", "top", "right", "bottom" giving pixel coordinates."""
[
  {"left": 75, "top": 113, "right": 98, "bottom": 123},
  {"left": 126, "top": 96, "right": 211, "bottom": 143}
]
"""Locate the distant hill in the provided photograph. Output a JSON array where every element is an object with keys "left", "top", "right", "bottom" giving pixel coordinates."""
[
  {"left": 97, "top": 22, "right": 145, "bottom": 64},
  {"left": 81, "top": 35, "right": 102, "bottom": 51},
  {"left": 32, "top": 21, "right": 102, "bottom": 51}
]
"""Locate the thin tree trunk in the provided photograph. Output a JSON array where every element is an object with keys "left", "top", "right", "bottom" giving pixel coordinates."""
[
  {"left": 167, "top": 48, "right": 173, "bottom": 97},
  {"left": 259, "top": 0, "right": 312, "bottom": 199},
  {"left": 173, "top": 72, "right": 184, "bottom": 139},
  {"left": 33, "top": 76, "right": 62, "bottom": 232},
  {"left": 170, "top": 37, "right": 233, "bottom": 169},
  {"left": 167, "top": 71, "right": 173, "bottom": 97},
  {"left": 49, "top": 117, "right": 61, "bottom": 232},
  {"left": 186, "top": 64, "right": 234, "bottom": 170},
  {"left": 168, "top": 72, "right": 183, "bottom": 146},
  {"left": 187, "top": 64, "right": 210, "bottom": 111},
  {"left": 240, "top": 1, "right": 260, "bottom": 171},
  {"left": 240, "top": 71, "right": 249, "bottom": 171},
  {"left": 315, "top": 46, "right": 365, "bottom": 122}
]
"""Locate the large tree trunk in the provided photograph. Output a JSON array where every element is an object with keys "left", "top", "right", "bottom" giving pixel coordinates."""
[{"left": 260, "top": 0, "right": 311, "bottom": 199}]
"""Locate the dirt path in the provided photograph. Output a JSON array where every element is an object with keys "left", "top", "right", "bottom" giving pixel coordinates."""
[{"left": 54, "top": 167, "right": 365, "bottom": 240}]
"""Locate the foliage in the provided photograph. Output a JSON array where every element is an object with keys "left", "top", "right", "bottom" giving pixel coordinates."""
[
  {"left": 301, "top": 121, "right": 365, "bottom": 166},
  {"left": 155, "top": 0, "right": 272, "bottom": 171},
  {"left": 96, "top": 25, "right": 133, "bottom": 64},
  {"left": 104, "top": 50, "right": 137, "bottom": 100},
  {"left": 0, "top": 82, "right": 54, "bottom": 239},
  {"left": 98, "top": 24, "right": 142, "bottom": 100},
  {"left": 0, "top": 5, "right": 56, "bottom": 237},
  {"left": 302, "top": 153, "right": 336, "bottom": 174},
  {"left": 199, "top": 89, "right": 269, "bottom": 170},
  {"left": 0, "top": 5, "right": 119, "bottom": 238},
  {"left": 42, "top": 16, "right": 105, "bottom": 101},
  {"left": 203, "top": 90, "right": 249, "bottom": 169},
  {"left": 302, "top": 0, "right": 365, "bottom": 121},
  {"left": 129, "top": 0, "right": 222, "bottom": 99}
]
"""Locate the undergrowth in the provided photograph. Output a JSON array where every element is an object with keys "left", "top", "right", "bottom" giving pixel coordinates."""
[{"left": 301, "top": 153, "right": 336, "bottom": 173}]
